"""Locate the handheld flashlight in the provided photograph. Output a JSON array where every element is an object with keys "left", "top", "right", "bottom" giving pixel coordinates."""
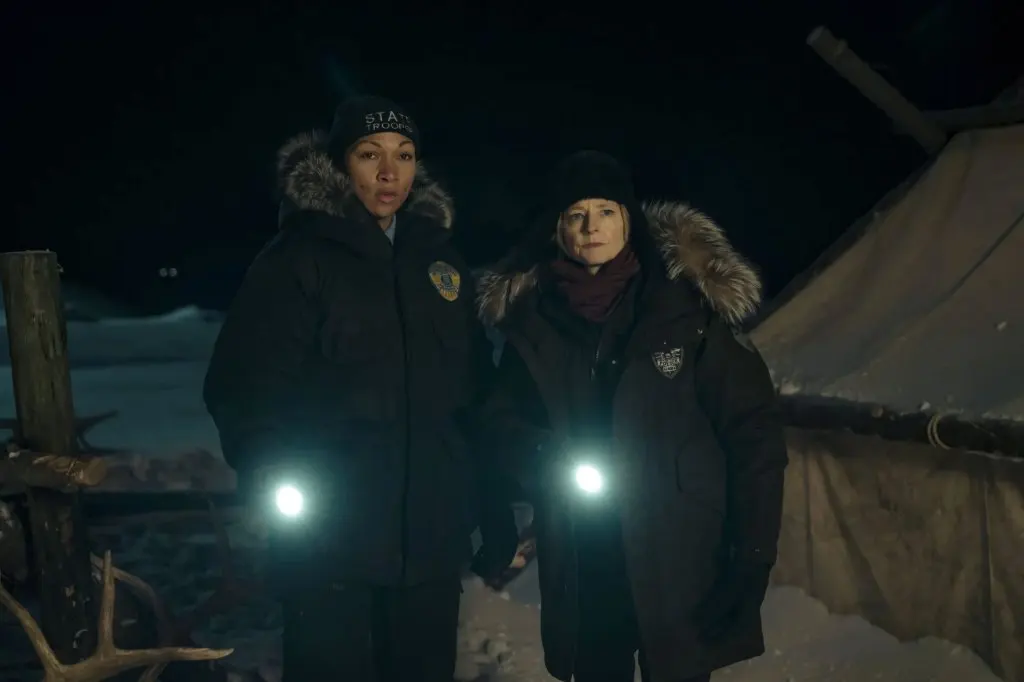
[
  {"left": 573, "top": 463, "right": 605, "bottom": 495},
  {"left": 273, "top": 483, "right": 306, "bottom": 519}
]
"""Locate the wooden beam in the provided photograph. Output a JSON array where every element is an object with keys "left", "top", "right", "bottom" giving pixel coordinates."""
[
  {"left": 0, "top": 447, "right": 108, "bottom": 492},
  {"left": 0, "top": 250, "right": 98, "bottom": 664},
  {"left": 778, "top": 395, "right": 1024, "bottom": 458},
  {"left": 806, "top": 26, "right": 947, "bottom": 155},
  {"left": 922, "top": 102, "right": 1024, "bottom": 132},
  {"left": 1, "top": 410, "right": 125, "bottom": 455}
]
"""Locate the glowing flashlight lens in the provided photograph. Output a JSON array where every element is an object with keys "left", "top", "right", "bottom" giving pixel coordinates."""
[
  {"left": 574, "top": 464, "right": 604, "bottom": 494},
  {"left": 274, "top": 484, "right": 305, "bottom": 518}
]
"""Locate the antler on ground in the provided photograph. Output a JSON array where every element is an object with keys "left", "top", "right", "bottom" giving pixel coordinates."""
[
  {"left": 0, "top": 551, "right": 232, "bottom": 682},
  {"left": 95, "top": 498, "right": 258, "bottom": 682}
]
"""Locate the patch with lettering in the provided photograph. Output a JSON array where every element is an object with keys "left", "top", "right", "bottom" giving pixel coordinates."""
[
  {"left": 651, "top": 347, "right": 684, "bottom": 378},
  {"left": 362, "top": 110, "right": 416, "bottom": 137}
]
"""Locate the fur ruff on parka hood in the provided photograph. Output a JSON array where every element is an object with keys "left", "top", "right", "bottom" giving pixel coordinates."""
[
  {"left": 275, "top": 131, "right": 455, "bottom": 229},
  {"left": 476, "top": 202, "right": 762, "bottom": 328}
]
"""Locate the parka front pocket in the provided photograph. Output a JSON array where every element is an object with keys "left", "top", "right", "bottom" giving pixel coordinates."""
[
  {"left": 439, "top": 422, "right": 477, "bottom": 535},
  {"left": 431, "top": 314, "right": 475, "bottom": 406},
  {"left": 674, "top": 444, "right": 727, "bottom": 517}
]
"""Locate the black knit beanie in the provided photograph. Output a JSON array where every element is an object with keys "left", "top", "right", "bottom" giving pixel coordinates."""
[
  {"left": 547, "top": 150, "right": 638, "bottom": 213},
  {"left": 325, "top": 95, "right": 420, "bottom": 164}
]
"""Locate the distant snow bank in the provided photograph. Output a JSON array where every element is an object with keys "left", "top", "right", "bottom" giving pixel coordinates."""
[
  {"left": 90, "top": 305, "right": 224, "bottom": 325},
  {"left": 0, "top": 303, "right": 222, "bottom": 328},
  {"left": 0, "top": 306, "right": 223, "bottom": 368},
  {"left": 1, "top": 304, "right": 225, "bottom": 466},
  {"left": 1, "top": 279, "right": 142, "bottom": 324}
]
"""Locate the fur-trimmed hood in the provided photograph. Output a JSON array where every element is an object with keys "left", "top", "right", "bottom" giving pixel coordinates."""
[
  {"left": 275, "top": 131, "right": 455, "bottom": 230},
  {"left": 476, "top": 202, "right": 762, "bottom": 327}
]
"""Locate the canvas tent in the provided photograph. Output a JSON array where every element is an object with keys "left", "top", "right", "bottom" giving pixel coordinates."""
[{"left": 752, "top": 33, "right": 1023, "bottom": 682}]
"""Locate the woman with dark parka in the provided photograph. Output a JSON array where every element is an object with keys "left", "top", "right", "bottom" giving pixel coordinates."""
[
  {"left": 473, "top": 150, "right": 788, "bottom": 682},
  {"left": 204, "top": 96, "right": 517, "bottom": 682}
]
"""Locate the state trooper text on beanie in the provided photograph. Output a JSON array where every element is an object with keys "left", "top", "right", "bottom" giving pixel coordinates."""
[{"left": 326, "top": 95, "right": 421, "bottom": 164}]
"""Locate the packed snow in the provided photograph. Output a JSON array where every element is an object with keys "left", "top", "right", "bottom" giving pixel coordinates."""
[
  {"left": 0, "top": 295, "right": 1006, "bottom": 681},
  {"left": 1, "top": 508, "right": 1001, "bottom": 682}
]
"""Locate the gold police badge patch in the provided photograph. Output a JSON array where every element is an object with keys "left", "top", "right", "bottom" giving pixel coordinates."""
[{"left": 428, "top": 261, "right": 461, "bottom": 302}]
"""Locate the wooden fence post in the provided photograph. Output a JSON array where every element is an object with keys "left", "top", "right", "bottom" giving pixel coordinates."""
[{"left": 0, "top": 250, "right": 97, "bottom": 663}]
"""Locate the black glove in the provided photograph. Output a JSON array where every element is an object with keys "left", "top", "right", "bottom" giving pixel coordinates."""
[
  {"left": 471, "top": 507, "right": 520, "bottom": 586},
  {"left": 472, "top": 525, "right": 536, "bottom": 591},
  {"left": 536, "top": 435, "right": 596, "bottom": 493},
  {"left": 238, "top": 463, "right": 292, "bottom": 503},
  {"left": 470, "top": 546, "right": 513, "bottom": 587},
  {"left": 693, "top": 559, "right": 772, "bottom": 642}
]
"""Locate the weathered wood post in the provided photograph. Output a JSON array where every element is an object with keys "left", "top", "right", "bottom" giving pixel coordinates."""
[{"left": 0, "top": 250, "right": 97, "bottom": 663}]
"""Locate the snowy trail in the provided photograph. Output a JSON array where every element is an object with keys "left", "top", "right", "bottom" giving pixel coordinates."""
[
  {"left": 6, "top": 510, "right": 999, "bottom": 682},
  {"left": 459, "top": 577, "right": 1002, "bottom": 682}
]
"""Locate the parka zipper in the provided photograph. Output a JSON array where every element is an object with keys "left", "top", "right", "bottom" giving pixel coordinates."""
[
  {"left": 572, "top": 295, "right": 630, "bottom": 676},
  {"left": 572, "top": 326, "right": 607, "bottom": 675},
  {"left": 392, "top": 249, "right": 413, "bottom": 583},
  {"left": 589, "top": 340, "right": 601, "bottom": 382}
]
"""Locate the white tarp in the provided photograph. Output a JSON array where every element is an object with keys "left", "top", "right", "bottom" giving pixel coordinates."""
[{"left": 752, "top": 124, "right": 1024, "bottom": 423}]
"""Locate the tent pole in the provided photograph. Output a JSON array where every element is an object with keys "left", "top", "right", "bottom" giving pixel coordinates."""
[{"left": 807, "top": 26, "right": 947, "bottom": 155}]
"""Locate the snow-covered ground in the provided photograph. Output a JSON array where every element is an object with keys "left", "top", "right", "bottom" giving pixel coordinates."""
[
  {"left": 0, "top": 304, "right": 1006, "bottom": 681},
  {"left": 1, "top": 508, "right": 1002, "bottom": 682},
  {"left": 1, "top": 306, "right": 223, "bottom": 459},
  {"left": 463, "top": 579, "right": 1002, "bottom": 682}
]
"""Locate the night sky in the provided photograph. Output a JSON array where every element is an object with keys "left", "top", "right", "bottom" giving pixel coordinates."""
[{"left": 5, "top": 0, "right": 1021, "bottom": 314}]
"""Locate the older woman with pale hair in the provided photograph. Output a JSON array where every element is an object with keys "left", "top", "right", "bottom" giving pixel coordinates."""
[{"left": 474, "top": 150, "right": 788, "bottom": 682}]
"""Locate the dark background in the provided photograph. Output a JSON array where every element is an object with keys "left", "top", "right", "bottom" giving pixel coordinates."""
[{"left": 4, "top": 0, "right": 1021, "bottom": 314}]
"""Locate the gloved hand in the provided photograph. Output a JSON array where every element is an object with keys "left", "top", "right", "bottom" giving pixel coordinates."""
[
  {"left": 471, "top": 504, "right": 520, "bottom": 586},
  {"left": 472, "top": 525, "right": 536, "bottom": 591},
  {"left": 536, "top": 435, "right": 596, "bottom": 492},
  {"left": 238, "top": 463, "right": 302, "bottom": 540},
  {"left": 236, "top": 465, "right": 272, "bottom": 540},
  {"left": 470, "top": 545, "right": 514, "bottom": 587},
  {"left": 693, "top": 559, "right": 772, "bottom": 642}
]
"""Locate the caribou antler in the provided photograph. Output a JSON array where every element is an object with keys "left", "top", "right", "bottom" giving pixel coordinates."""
[
  {"left": 0, "top": 551, "right": 232, "bottom": 682},
  {"left": 100, "top": 498, "right": 259, "bottom": 682}
]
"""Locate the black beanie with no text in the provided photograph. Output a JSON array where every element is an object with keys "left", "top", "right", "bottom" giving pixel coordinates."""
[
  {"left": 547, "top": 150, "right": 638, "bottom": 214},
  {"left": 326, "top": 95, "right": 420, "bottom": 163}
]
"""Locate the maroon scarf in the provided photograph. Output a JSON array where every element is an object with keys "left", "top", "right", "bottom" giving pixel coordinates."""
[{"left": 546, "top": 246, "right": 641, "bottom": 322}]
